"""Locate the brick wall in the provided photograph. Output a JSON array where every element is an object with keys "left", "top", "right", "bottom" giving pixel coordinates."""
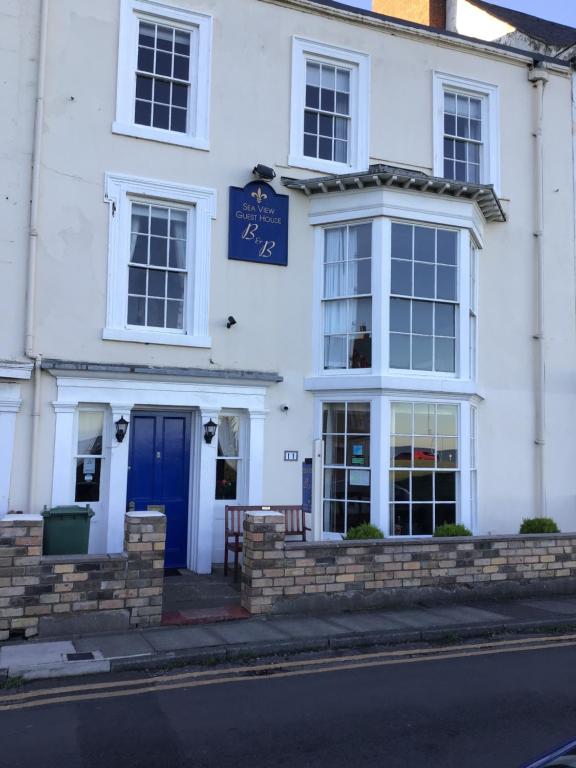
[
  {"left": 0, "top": 511, "right": 166, "bottom": 640},
  {"left": 241, "top": 511, "right": 576, "bottom": 614}
]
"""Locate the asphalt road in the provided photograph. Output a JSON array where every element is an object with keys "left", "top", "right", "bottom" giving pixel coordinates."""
[{"left": 2, "top": 637, "right": 576, "bottom": 768}]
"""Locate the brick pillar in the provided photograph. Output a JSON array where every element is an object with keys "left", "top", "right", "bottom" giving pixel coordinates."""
[
  {"left": 241, "top": 511, "right": 286, "bottom": 615},
  {"left": 0, "top": 514, "right": 43, "bottom": 640},
  {"left": 124, "top": 511, "right": 166, "bottom": 627}
]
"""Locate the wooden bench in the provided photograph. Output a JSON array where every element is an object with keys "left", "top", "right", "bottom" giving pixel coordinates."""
[{"left": 224, "top": 505, "right": 310, "bottom": 580}]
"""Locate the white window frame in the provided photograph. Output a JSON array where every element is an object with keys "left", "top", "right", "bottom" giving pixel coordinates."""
[
  {"left": 113, "top": 0, "right": 212, "bottom": 150},
  {"left": 289, "top": 37, "right": 370, "bottom": 175},
  {"left": 314, "top": 394, "right": 477, "bottom": 539},
  {"left": 104, "top": 172, "right": 216, "bottom": 347},
  {"left": 309, "top": 189, "right": 482, "bottom": 386},
  {"left": 433, "top": 72, "right": 500, "bottom": 194}
]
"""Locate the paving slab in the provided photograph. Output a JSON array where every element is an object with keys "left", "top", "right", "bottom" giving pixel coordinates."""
[
  {"left": 0, "top": 641, "right": 110, "bottom": 680},
  {"left": 267, "top": 616, "right": 352, "bottom": 639},
  {"left": 322, "top": 612, "right": 419, "bottom": 634},
  {"left": 519, "top": 599, "right": 576, "bottom": 616},
  {"left": 207, "top": 620, "right": 290, "bottom": 645},
  {"left": 422, "top": 605, "right": 507, "bottom": 624},
  {"left": 74, "top": 633, "right": 155, "bottom": 659},
  {"left": 0, "top": 641, "right": 75, "bottom": 666},
  {"left": 143, "top": 626, "right": 225, "bottom": 652}
]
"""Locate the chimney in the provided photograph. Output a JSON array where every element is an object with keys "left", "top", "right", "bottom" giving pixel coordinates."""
[{"left": 372, "top": 0, "right": 447, "bottom": 29}]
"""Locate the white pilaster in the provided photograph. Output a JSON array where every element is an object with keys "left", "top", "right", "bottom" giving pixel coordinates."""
[
  {"left": 106, "top": 404, "right": 134, "bottom": 553},
  {"left": 51, "top": 403, "right": 77, "bottom": 507},
  {"left": 193, "top": 408, "right": 220, "bottom": 574},
  {"left": 247, "top": 410, "right": 267, "bottom": 506},
  {"left": 0, "top": 385, "right": 22, "bottom": 517}
]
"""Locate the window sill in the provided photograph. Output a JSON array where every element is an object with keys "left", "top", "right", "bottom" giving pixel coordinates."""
[
  {"left": 305, "top": 373, "right": 482, "bottom": 398},
  {"left": 103, "top": 327, "right": 211, "bottom": 348},
  {"left": 112, "top": 122, "right": 210, "bottom": 151},
  {"left": 288, "top": 154, "right": 367, "bottom": 176}
]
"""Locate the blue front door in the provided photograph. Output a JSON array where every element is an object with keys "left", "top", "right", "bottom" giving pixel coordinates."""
[{"left": 127, "top": 411, "right": 192, "bottom": 569}]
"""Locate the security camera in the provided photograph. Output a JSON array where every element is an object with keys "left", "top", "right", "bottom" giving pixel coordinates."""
[
  {"left": 280, "top": 405, "right": 289, "bottom": 412},
  {"left": 253, "top": 164, "right": 276, "bottom": 181}
]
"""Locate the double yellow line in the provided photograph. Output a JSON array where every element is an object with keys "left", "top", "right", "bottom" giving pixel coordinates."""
[{"left": 2, "top": 633, "right": 576, "bottom": 712}]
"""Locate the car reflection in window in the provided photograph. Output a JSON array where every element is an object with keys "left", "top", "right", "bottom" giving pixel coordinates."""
[{"left": 523, "top": 740, "right": 576, "bottom": 768}]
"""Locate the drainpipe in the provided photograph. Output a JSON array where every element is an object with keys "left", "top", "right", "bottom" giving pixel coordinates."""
[
  {"left": 445, "top": 0, "right": 458, "bottom": 32},
  {"left": 26, "top": 0, "right": 49, "bottom": 512},
  {"left": 528, "top": 62, "right": 549, "bottom": 518}
]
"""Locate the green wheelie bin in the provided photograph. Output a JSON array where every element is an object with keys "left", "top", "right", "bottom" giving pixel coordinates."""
[{"left": 42, "top": 505, "right": 95, "bottom": 555}]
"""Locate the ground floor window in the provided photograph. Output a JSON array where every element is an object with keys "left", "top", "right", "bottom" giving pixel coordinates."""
[
  {"left": 390, "top": 402, "right": 458, "bottom": 536},
  {"left": 75, "top": 410, "right": 105, "bottom": 503},
  {"left": 322, "top": 401, "right": 371, "bottom": 533},
  {"left": 215, "top": 414, "right": 242, "bottom": 500}
]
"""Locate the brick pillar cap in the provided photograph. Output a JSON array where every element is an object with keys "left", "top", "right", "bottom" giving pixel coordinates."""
[
  {"left": 245, "top": 511, "right": 285, "bottom": 520},
  {"left": 126, "top": 511, "right": 166, "bottom": 519},
  {"left": 1, "top": 514, "right": 43, "bottom": 522}
]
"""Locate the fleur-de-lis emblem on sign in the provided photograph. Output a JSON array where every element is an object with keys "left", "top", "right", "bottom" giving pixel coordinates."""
[{"left": 251, "top": 187, "right": 268, "bottom": 204}]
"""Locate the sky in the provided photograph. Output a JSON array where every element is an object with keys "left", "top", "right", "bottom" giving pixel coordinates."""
[{"left": 344, "top": 1, "right": 576, "bottom": 27}]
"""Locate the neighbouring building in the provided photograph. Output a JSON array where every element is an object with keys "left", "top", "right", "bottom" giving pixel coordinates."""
[{"left": 1, "top": 0, "right": 575, "bottom": 574}]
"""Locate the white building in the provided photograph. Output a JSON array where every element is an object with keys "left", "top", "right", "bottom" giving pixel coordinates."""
[{"left": 1, "top": 0, "right": 575, "bottom": 573}]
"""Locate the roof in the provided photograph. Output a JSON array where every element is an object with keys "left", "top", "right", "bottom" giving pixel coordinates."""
[
  {"left": 282, "top": 164, "right": 506, "bottom": 223},
  {"left": 465, "top": 0, "right": 576, "bottom": 47}
]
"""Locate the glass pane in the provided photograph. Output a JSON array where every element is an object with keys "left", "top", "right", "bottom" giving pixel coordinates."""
[
  {"left": 349, "top": 335, "right": 371, "bottom": 369},
  {"left": 392, "top": 504, "right": 410, "bottom": 535},
  {"left": 305, "top": 85, "right": 320, "bottom": 110},
  {"left": 152, "top": 103, "right": 170, "bottom": 129},
  {"left": 323, "top": 403, "right": 345, "bottom": 434},
  {"left": 435, "top": 303, "right": 455, "bottom": 337},
  {"left": 347, "top": 469, "right": 370, "bottom": 502},
  {"left": 334, "top": 140, "right": 347, "bottom": 163},
  {"left": 303, "top": 133, "right": 317, "bottom": 157},
  {"left": 150, "top": 236, "right": 168, "bottom": 266},
  {"left": 414, "top": 436, "right": 435, "bottom": 468},
  {"left": 306, "top": 62, "right": 321, "bottom": 86},
  {"left": 412, "top": 472, "right": 433, "bottom": 502},
  {"left": 412, "top": 504, "right": 433, "bottom": 535},
  {"left": 320, "top": 89, "right": 335, "bottom": 113},
  {"left": 390, "top": 333, "right": 410, "bottom": 369},
  {"left": 131, "top": 234, "right": 148, "bottom": 264},
  {"left": 147, "top": 298, "right": 165, "bottom": 327},
  {"left": 75, "top": 457, "right": 102, "bottom": 503},
  {"left": 138, "top": 22, "right": 155, "bottom": 47},
  {"left": 128, "top": 296, "right": 145, "bottom": 326},
  {"left": 128, "top": 266, "right": 146, "bottom": 295},
  {"left": 347, "top": 436, "right": 370, "bottom": 467},
  {"left": 217, "top": 415, "right": 239, "bottom": 457},
  {"left": 391, "top": 435, "right": 412, "bottom": 467},
  {"left": 335, "top": 93, "right": 349, "bottom": 116},
  {"left": 324, "top": 263, "right": 346, "bottom": 299},
  {"left": 173, "top": 55, "right": 189, "bottom": 81},
  {"left": 349, "top": 259, "right": 371, "bottom": 295},
  {"left": 437, "top": 437, "right": 458, "bottom": 468},
  {"left": 391, "top": 223, "right": 413, "bottom": 260},
  {"left": 336, "top": 68, "right": 350, "bottom": 92},
  {"left": 435, "top": 338, "right": 455, "bottom": 373},
  {"left": 391, "top": 260, "right": 412, "bottom": 295},
  {"left": 136, "top": 75, "right": 153, "bottom": 100},
  {"left": 444, "top": 114, "right": 455, "bottom": 135},
  {"left": 319, "top": 114, "right": 333, "bottom": 137},
  {"left": 412, "top": 335, "right": 433, "bottom": 371},
  {"left": 324, "top": 501, "right": 344, "bottom": 533},
  {"left": 435, "top": 504, "right": 456, "bottom": 529},
  {"left": 444, "top": 92, "right": 456, "bottom": 114},
  {"left": 324, "top": 468, "right": 345, "bottom": 499},
  {"left": 321, "top": 65, "right": 336, "bottom": 89},
  {"left": 154, "top": 79, "right": 170, "bottom": 104},
  {"left": 304, "top": 110, "right": 317, "bottom": 134},
  {"left": 391, "top": 403, "right": 412, "bottom": 435},
  {"left": 167, "top": 271, "right": 185, "bottom": 299},
  {"left": 166, "top": 300, "right": 184, "bottom": 330},
  {"left": 437, "top": 405, "right": 458, "bottom": 436},
  {"left": 349, "top": 297, "right": 371, "bottom": 333},
  {"left": 414, "top": 404, "right": 435, "bottom": 436},
  {"left": 390, "top": 298, "right": 410, "bottom": 333},
  {"left": 325, "top": 227, "right": 345, "bottom": 263},
  {"left": 414, "top": 227, "right": 435, "bottom": 263},
  {"left": 347, "top": 403, "right": 370, "bottom": 434},
  {"left": 437, "top": 266, "right": 457, "bottom": 301},
  {"left": 148, "top": 269, "right": 166, "bottom": 298},
  {"left": 77, "top": 412, "right": 103, "bottom": 455},
  {"left": 324, "top": 335, "right": 347, "bottom": 369},
  {"left": 470, "top": 119, "right": 481, "bottom": 140},
  {"left": 347, "top": 502, "right": 370, "bottom": 531},
  {"left": 350, "top": 223, "right": 372, "bottom": 260},
  {"left": 174, "top": 29, "right": 191, "bottom": 56},
  {"left": 435, "top": 472, "right": 456, "bottom": 502},
  {"left": 215, "top": 459, "right": 238, "bottom": 500},
  {"left": 319, "top": 137, "right": 332, "bottom": 160},
  {"left": 324, "top": 434, "right": 345, "bottom": 466},
  {"left": 171, "top": 107, "right": 187, "bottom": 133},
  {"left": 412, "top": 301, "right": 433, "bottom": 335},
  {"left": 334, "top": 117, "right": 347, "bottom": 139},
  {"left": 169, "top": 208, "right": 187, "bottom": 241},
  {"left": 391, "top": 471, "right": 410, "bottom": 503},
  {"left": 414, "top": 263, "right": 435, "bottom": 299}
]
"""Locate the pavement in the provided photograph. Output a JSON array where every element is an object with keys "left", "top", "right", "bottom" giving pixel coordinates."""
[{"left": 3, "top": 594, "right": 576, "bottom": 681}]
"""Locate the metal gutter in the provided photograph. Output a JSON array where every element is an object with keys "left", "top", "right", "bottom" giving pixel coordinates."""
[
  {"left": 41, "top": 359, "right": 283, "bottom": 384},
  {"left": 282, "top": 164, "right": 506, "bottom": 223},
  {"left": 259, "top": 0, "right": 572, "bottom": 74}
]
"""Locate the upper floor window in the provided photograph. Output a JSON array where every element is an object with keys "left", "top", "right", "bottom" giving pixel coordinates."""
[
  {"left": 114, "top": 0, "right": 212, "bottom": 150},
  {"left": 323, "top": 223, "right": 372, "bottom": 370},
  {"left": 104, "top": 173, "right": 216, "bottom": 348},
  {"left": 433, "top": 72, "right": 500, "bottom": 193},
  {"left": 290, "top": 38, "right": 370, "bottom": 175},
  {"left": 390, "top": 223, "right": 458, "bottom": 374}
]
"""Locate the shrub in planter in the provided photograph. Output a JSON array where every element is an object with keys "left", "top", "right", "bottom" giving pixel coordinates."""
[
  {"left": 519, "top": 517, "right": 560, "bottom": 534},
  {"left": 433, "top": 523, "right": 472, "bottom": 537},
  {"left": 344, "top": 523, "right": 385, "bottom": 540}
]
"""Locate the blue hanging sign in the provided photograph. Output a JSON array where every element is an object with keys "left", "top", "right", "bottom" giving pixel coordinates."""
[{"left": 228, "top": 181, "right": 289, "bottom": 266}]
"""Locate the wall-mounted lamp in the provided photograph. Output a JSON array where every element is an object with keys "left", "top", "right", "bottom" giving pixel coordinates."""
[
  {"left": 203, "top": 418, "right": 217, "bottom": 444},
  {"left": 252, "top": 164, "right": 276, "bottom": 181},
  {"left": 226, "top": 316, "right": 237, "bottom": 328},
  {"left": 115, "top": 415, "right": 129, "bottom": 443}
]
